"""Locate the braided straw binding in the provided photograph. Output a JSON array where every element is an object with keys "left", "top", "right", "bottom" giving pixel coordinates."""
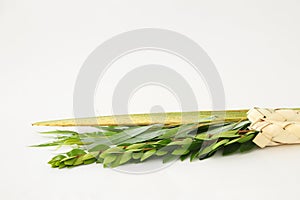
[{"left": 247, "top": 108, "right": 300, "bottom": 148}]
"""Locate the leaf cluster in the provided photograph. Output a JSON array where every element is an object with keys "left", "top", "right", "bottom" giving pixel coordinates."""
[{"left": 36, "top": 121, "right": 258, "bottom": 169}]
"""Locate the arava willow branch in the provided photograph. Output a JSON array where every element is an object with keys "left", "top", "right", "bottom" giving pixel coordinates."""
[{"left": 32, "top": 108, "right": 300, "bottom": 169}]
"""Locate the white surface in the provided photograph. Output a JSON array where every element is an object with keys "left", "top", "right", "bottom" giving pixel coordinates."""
[{"left": 1, "top": 0, "right": 300, "bottom": 199}]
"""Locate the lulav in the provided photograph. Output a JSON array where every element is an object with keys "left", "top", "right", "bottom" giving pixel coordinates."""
[{"left": 33, "top": 108, "right": 300, "bottom": 169}]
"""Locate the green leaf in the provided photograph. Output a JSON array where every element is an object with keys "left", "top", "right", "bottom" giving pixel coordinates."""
[
  {"left": 225, "top": 137, "right": 241, "bottom": 146},
  {"left": 211, "top": 130, "right": 239, "bottom": 139},
  {"left": 172, "top": 148, "right": 189, "bottom": 156},
  {"left": 154, "top": 139, "right": 172, "bottom": 145},
  {"left": 96, "top": 157, "right": 104, "bottom": 163},
  {"left": 66, "top": 149, "right": 86, "bottom": 157},
  {"left": 240, "top": 141, "right": 256, "bottom": 153},
  {"left": 167, "top": 138, "right": 193, "bottom": 146},
  {"left": 195, "top": 134, "right": 209, "bottom": 140},
  {"left": 84, "top": 158, "right": 97, "bottom": 165},
  {"left": 48, "top": 155, "right": 66, "bottom": 164},
  {"left": 88, "top": 125, "right": 156, "bottom": 147},
  {"left": 73, "top": 156, "right": 84, "bottom": 166},
  {"left": 103, "top": 154, "right": 117, "bottom": 165},
  {"left": 110, "top": 155, "right": 122, "bottom": 168},
  {"left": 163, "top": 155, "right": 178, "bottom": 163},
  {"left": 99, "top": 147, "right": 124, "bottom": 158},
  {"left": 141, "top": 149, "right": 156, "bottom": 161},
  {"left": 205, "top": 123, "right": 238, "bottom": 136},
  {"left": 223, "top": 143, "right": 241, "bottom": 156},
  {"left": 156, "top": 150, "right": 168, "bottom": 156},
  {"left": 103, "top": 131, "right": 119, "bottom": 136},
  {"left": 64, "top": 157, "right": 77, "bottom": 166},
  {"left": 198, "top": 145, "right": 214, "bottom": 157},
  {"left": 212, "top": 139, "right": 229, "bottom": 150},
  {"left": 82, "top": 152, "right": 98, "bottom": 161},
  {"left": 59, "top": 163, "right": 66, "bottom": 169},
  {"left": 132, "top": 152, "right": 143, "bottom": 159},
  {"left": 88, "top": 144, "right": 110, "bottom": 152},
  {"left": 54, "top": 161, "right": 61, "bottom": 167},
  {"left": 180, "top": 153, "right": 191, "bottom": 161},
  {"left": 237, "top": 134, "right": 255, "bottom": 143},
  {"left": 157, "top": 127, "right": 180, "bottom": 139},
  {"left": 187, "top": 140, "right": 203, "bottom": 151},
  {"left": 123, "top": 129, "right": 167, "bottom": 144},
  {"left": 96, "top": 126, "right": 129, "bottom": 133},
  {"left": 31, "top": 142, "right": 61, "bottom": 147},
  {"left": 199, "top": 150, "right": 217, "bottom": 160},
  {"left": 233, "top": 120, "right": 251, "bottom": 130},
  {"left": 190, "top": 151, "right": 199, "bottom": 162},
  {"left": 126, "top": 143, "right": 146, "bottom": 150},
  {"left": 198, "top": 139, "right": 229, "bottom": 158},
  {"left": 63, "top": 139, "right": 83, "bottom": 145},
  {"left": 174, "top": 124, "right": 199, "bottom": 138},
  {"left": 119, "top": 151, "right": 132, "bottom": 165}
]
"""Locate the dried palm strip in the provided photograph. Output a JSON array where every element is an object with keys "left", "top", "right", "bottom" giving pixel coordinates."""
[
  {"left": 33, "top": 110, "right": 248, "bottom": 127},
  {"left": 247, "top": 107, "right": 300, "bottom": 123},
  {"left": 248, "top": 108, "right": 300, "bottom": 148},
  {"left": 250, "top": 120, "right": 300, "bottom": 148}
]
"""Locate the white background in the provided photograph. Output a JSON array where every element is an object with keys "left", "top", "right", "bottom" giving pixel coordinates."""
[{"left": 1, "top": 0, "right": 300, "bottom": 199}]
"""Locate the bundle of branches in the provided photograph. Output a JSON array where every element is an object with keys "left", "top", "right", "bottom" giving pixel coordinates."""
[{"left": 32, "top": 108, "right": 300, "bottom": 169}]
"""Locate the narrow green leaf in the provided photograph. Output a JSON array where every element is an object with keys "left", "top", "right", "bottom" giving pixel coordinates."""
[
  {"left": 205, "top": 123, "right": 237, "bottom": 136},
  {"left": 82, "top": 153, "right": 96, "bottom": 161},
  {"left": 132, "top": 152, "right": 143, "bottom": 159},
  {"left": 73, "top": 156, "right": 84, "bottom": 166},
  {"left": 84, "top": 158, "right": 97, "bottom": 165},
  {"left": 223, "top": 143, "right": 241, "bottom": 156},
  {"left": 103, "top": 154, "right": 117, "bottom": 165},
  {"left": 174, "top": 124, "right": 199, "bottom": 138},
  {"left": 120, "top": 151, "right": 132, "bottom": 165},
  {"left": 212, "top": 139, "right": 230, "bottom": 150},
  {"left": 66, "top": 149, "right": 86, "bottom": 157},
  {"left": 180, "top": 153, "right": 191, "bottom": 161},
  {"left": 141, "top": 149, "right": 156, "bottom": 161},
  {"left": 172, "top": 148, "right": 189, "bottom": 156},
  {"left": 59, "top": 163, "right": 66, "bottom": 169},
  {"left": 190, "top": 151, "right": 199, "bottom": 162},
  {"left": 31, "top": 142, "right": 61, "bottom": 147},
  {"left": 126, "top": 143, "right": 146, "bottom": 150},
  {"left": 99, "top": 147, "right": 124, "bottom": 158},
  {"left": 88, "top": 125, "right": 156, "bottom": 148},
  {"left": 48, "top": 155, "right": 66, "bottom": 164},
  {"left": 88, "top": 144, "right": 109, "bottom": 152},
  {"left": 123, "top": 129, "right": 167, "bottom": 144},
  {"left": 163, "top": 155, "right": 178, "bottom": 163},
  {"left": 195, "top": 134, "right": 209, "bottom": 140},
  {"left": 233, "top": 120, "right": 251, "bottom": 130},
  {"left": 198, "top": 139, "right": 229, "bottom": 158},
  {"left": 237, "top": 134, "right": 255, "bottom": 143},
  {"left": 157, "top": 127, "right": 180, "bottom": 139},
  {"left": 167, "top": 138, "right": 193, "bottom": 146},
  {"left": 225, "top": 137, "right": 241, "bottom": 146},
  {"left": 240, "top": 141, "right": 256, "bottom": 152},
  {"left": 154, "top": 139, "right": 172, "bottom": 145},
  {"left": 211, "top": 130, "right": 239, "bottom": 139},
  {"left": 110, "top": 155, "right": 122, "bottom": 168},
  {"left": 156, "top": 150, "right": 168, "bottom": 156},
  {"left": 54, "top": 161, "right": 61, "bottom": 167},
  {"left": 64, "top": 158, "right": 77, "bottom": 166}
]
